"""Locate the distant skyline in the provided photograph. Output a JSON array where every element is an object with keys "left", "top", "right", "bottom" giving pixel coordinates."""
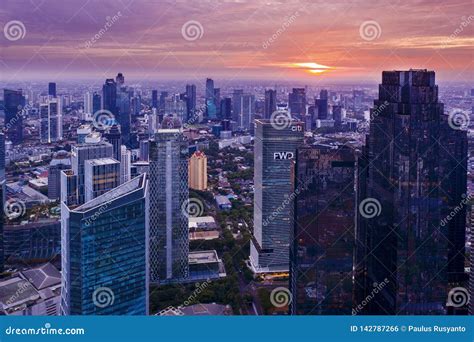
[{"left": 1, "top": 0, "right": 473, "bottom": 84}]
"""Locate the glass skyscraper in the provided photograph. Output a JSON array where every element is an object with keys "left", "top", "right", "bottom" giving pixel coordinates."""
[
  {"left": 354, "top": 70, "right": 468, "bottom": 315},
  {"left": 60, "top": 174, "right": 149, "bottom": 315},
  {"left": 149, "top": 129, "right": 189, "bottom": 284},
  {"left": 290, "top": 145, "right": 356, "bottom": 314},
  {"left": 4, "top": 89, "right": 25, "bottom": 145},
  {"left": 250, "top": 119, "right": 304, "bottom": 273}
]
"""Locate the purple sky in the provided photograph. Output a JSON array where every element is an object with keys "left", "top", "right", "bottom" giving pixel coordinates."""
[{"left": 1, "top": 0, "right": 473, "bottom": 84}]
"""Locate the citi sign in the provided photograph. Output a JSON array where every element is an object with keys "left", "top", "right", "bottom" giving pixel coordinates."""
[{"left": 274, "top": 151, "right": 294, "bottom": 160}]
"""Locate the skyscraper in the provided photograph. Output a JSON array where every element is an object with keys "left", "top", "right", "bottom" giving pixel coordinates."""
[
  {"left": 60, "top": 174, "right": 149, "bottom": 315},
  {"left": 152, "top": 90, "right": 158, "bottom": 109},
  {"left": 354, "top": 70, "right": 468, "bottom": 315},
  {"left": 104, "top": 124, "right": 122, "bottom": 162},
  {"left": 92, "top": 93, "right": 101, "bottom": 115},
  {"left": 289, "top": 88, "right": 306, "bottom": 119},
  {"left": 149, "top": 129, "right": 189, "bottom": 283},
  {"left": 264, "top": 89, "right": 277, "bottom": 119},
  {"left": 115, "top": 72, "right": 125, "bottom": 85},
  {"left": 39, "top": 98, "right": 63, "bottom": 143},
  {"left": 316, "top": 90, "right": 328, "bottom": 120},
  {"left": 48, "top": 150, "right": 71, "bottom": 200},
  {"left": 250, "top": 119, "right": 304, "bottom": 273},
  {"left": 290, "top": 145, "right": 356, "bottom": 314},
  {"left": 84, "top": 158, "right": 120, "bottom": 202},
  {"left": 4, "top": 89, "right": 25, "bottom": 145},
  {"left": 220, "top": 98, "right": 232, "bottom": 120},
  {"left": 189, "top": 151, "right": 207, "bottom": 191},
  {"left": 120, "top": 145, "right": 132, "bottom": 184},
  {"left": 102, "top": 79, "right": 117, "bottom": 115},
  {"left": 48, "top": 82, "right": 57, "bottom": 98},
  {"left": 71, "top": 141, "right": 114, "bottom": 205},
  {"left": 185, "top": 84, "right": 196, "bottom": 122},
  {"left": 116, "top": 85, "right": 131, "bottom": 146}
]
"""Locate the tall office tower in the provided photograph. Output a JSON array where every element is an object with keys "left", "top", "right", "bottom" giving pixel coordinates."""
[
  {"left": 165, "top": 94, "right": 188, "bottom": 123},
  {"left": 120, "top": 145, "right": 131, "bottom": 184},
  {"left": 139, "top": 140, "right": 150, "bottom": 162},
  {"left": 84, "top": 158, "right": 120, "bottom": 202},
  {"left": 60, "top": 174, "right": 149, "bottom": 315},
  {"left": 250, "top": 119, "right": 304, "bottom": 273},
  {"left": 264, "top": 89, "right": 277, "bottom": 119},
  {"left": 131, "top": 95, "right": 141, "bottom": 116},
  {"left": 48, "top": 82, "right": 57, "bottom": 98},
  {"left": 205, "top": 78, "right": 214, "bottom": 103},
  {"left": 159, "top": 91, "right": 168, "bottom": 111},
  {"left": 0, "top": 132, "right": 5, "bottom": 273},
  {"left": 353, "top": 89, "right": 364, "bottom": 111},
  {"left": 232, "top": 89, "right": 244, "bottom": 122},
  {"left": 148, "top": 109, "right": 158, "bottom": 136},
  {"left": 290, "top": 145, "right": 356, "bottom": 315},
  {"left": 104, "top": 124, "right": 122, "bottom": 162},
  {"left": 149, "top": 129, "right": 189, "bottom": 284},
  {"left": 354, "top": 70, "right": 468, "bottom": 315},
  {"left": 116, "top": 86, "right": 131, "bottom": 146},
  {"left": 102, "top": 79, "right": 117, "bottom": 114},
  {"left": 188, "top": 151, "right": 207, "bottom": 191},
  {"left": 289, "top": 88, "right": 306, "bottom": 119},
  {"left": 319, "top": 89, "right": 328, "bottom": 100},
  {"left": 93, "top": 93, "right": 101, "bottom": 114},
  {"left": 71, "top": 141, "right": 114, "bottom": 205},
  {"left": 39, "top": 98, "right": 63, "bottom": 143},
  {"left": 213, "top": 88, "right": 221, "bottom": 117},
  {"left": 48, "top": 150, "right": 71, "bottom": 200},
  {"left": 84, "top": 91, "right": 93, "bottom": 117},
  {"left": 220, "top": 98, "right": 232, "bottom": 120},
  {"left": 152, "top": 90, "right": 158, "bottom": 109},
  {"left": 185, "top": 84, "right": 197, "bottom": 121},
  {"left": 115, "top": 72, "right": 125, "bottom": 85},
  {"left": 4, "top": 89, "right": 25, "bottom": 145},
  {"left": 332, "top": 105, "right": 342, "bottom": 127}
]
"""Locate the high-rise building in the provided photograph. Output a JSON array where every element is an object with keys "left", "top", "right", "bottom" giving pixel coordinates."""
[
  {"left": 316, "top": 90, "right": 328, "bottom": 120},
  {"left": 39, "top": 98, "right": 63, "bottom": 143},
  {"left": 149, "top": 129, "right": 189, "bottom": 283},
  {"left": 264, "top": 89, "right": 277, "bottom": 119},
  {"left": 159, "top": 91, "right": 168, "bottom": 111},
  {"left": 84, "top": 158, "right": 120, "bottom": 202},
  {"left": 84, "top": 91, "right": 93, "bottom": 119},
  {"left": 354, "top": 70, "right": 468, "bottom": 315},
  {"left": 332, "top": 105, "right": 342, "bottom": 127},
  {"left": 104, "top": 124, "right": 122, "bottom": 162},
  {"left": 220, "top": 98, "right": 232, "bottom": 120},
  {"left": 102, "top": 79, "right": 117, "bottom": 115},
  {"left": 289, "top": 88, "right": 306, "bottom": 118},
  {"left": 152, "top": 90, "right": 158, "bottom": 109},
  {"left": 189, "top": 151, "right": 207, "bottom": 191},
  {"left": 185, "top": 84, "right": 196, "bottom": 122},
  {"left": 120, "top": 145, "right": 131, "bottom": 184},
  {"left": 250, "top": 119, "right": 304, "bottom": 273},
  {"left": 71, "top": 141, "right": 114, "bottom": 205},
  {"left": 116, "top": 86, "right": 131, "bottom": 146},
  {"left": 290, "top": 145, "right": 356, "bottom": 314},
  {"left": 115, "top": 72, "right": 125, "bottom": 85},
  {"left": 232, "top": 92, "right": 255, "bottom": 130},
  {"left": 48, "top": 82, "right": 57, "bottom": 98},
  {"left": 48, "top": 150, "right": 71, "bottom": 200},
  {"left": 92, "top": 93, "right": 101, "bottom": 115},
  {"left": 60, "top": 174, "right": 149, "bottom": 315},
  {"left": 4, "top": 89, "right": 25, "bottom": 145}
]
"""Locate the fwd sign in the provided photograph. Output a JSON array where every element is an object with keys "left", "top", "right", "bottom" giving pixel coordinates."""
[{"left": 273, "top": 152, "right": 294, "bottom": 160}]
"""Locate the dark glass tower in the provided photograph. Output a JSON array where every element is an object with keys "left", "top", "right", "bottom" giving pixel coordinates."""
[
  {"left": 289, "top": 88, "right": 306, "bottom": 119},
  {"left": 4, "top": 89, "right": 25, "bottom": 145},
  {"left": 152, "top": 90, "right": 158, "bottom": 109},
  {"left": 354, "top": 70, "right": 468, "bottom": 315},
  {"left": 264, "top": 89, "right": 277, "bottom": 119},
  {"left": 102, "top": 79, "right": 117, "bottom": 115},
  {"left": 291, "top": 145, "right": 356, "bottom": 315},
  {"left": 185, "top": 84, "right": 196, "bottom": 121},
  {"left": 48, "top": 82, "right": 57, "bottom": 97}
]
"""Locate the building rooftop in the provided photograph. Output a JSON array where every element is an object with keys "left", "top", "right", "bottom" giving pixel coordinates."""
[
  {"left": 21, "top": 263, "right": 61, "bottom": 290},
  {"left": 189, "top": 250, "right": 219, "bottom": 265},
  {"left": 85, "top": 158, "right": 120, "bottom": 166}
]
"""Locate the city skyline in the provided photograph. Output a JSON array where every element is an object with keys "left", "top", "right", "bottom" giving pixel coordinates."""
[{"left": 0, "top": 0, "right": 473, "bottom": 84}]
